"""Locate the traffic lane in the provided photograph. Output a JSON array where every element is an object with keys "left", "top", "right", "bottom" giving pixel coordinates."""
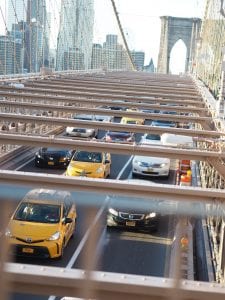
[
  {"left": 18, "top": 150, "right": 132, "bottom": 180},
  {"left": 72, "top": 213, "right": 175, "bottom": 277}
]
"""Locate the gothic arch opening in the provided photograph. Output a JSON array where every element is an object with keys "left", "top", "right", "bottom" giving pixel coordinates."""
[
  {"left": 157, "top": 16, "right": 201, "bottom": 74},
  {"left": 169, "top": 39, "right": 187, "bottom": 74}
]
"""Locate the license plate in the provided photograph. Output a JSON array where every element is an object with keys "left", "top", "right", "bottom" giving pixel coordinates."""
[
  {"left": 147, "top": 168, "right": 153, "bottom": 172},
  {"left": 48, "top": 161, "right": 54, "bottom": 165},
  {"left": 22, "top": 247, "right": 34, "bottom": 254},
  {"left": 126, "top": 221, "right": 136, "bottom": 227}
]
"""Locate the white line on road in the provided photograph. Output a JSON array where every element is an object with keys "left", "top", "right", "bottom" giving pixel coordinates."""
[
  {"left": 15, "top": 157, "right": 34, "bottom": 171},
  {"left": 48, "top": 155, "right": 133, "bottom": 300}
]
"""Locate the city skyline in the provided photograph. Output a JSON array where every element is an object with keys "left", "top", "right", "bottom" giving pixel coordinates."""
[{"left": 0, "top": 0, "right": 206, "bottom": 74}]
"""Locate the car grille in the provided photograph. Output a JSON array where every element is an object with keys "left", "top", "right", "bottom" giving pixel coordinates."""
[
  {"left": 76, "top": 171, "right": 92, "bottom": 175},
  {"left": 140, "top": 162, "right": 161, "bottom": 168},
  {"left": 15, "top": 237, "right": 45, "bottom": 244},
  {"left": 119, "top": 212, "right": 144, "bottom": 220},
  {"left": 142, "top": 171, "right": 159, "bottom": 175}
]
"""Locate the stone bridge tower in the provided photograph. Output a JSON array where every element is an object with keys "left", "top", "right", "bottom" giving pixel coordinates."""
[{"left": 157, "top": 16, "right": 201, "bottom": 74}]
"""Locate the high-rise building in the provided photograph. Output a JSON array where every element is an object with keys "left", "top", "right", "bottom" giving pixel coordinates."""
[
  {"left": 0, "top": 35, "right": 23, "bottom": 75},
  {"left": 56, "top": 0, "right": 94, "bottom": 71},
  {"left": 131, "top": 51, "right": 145, "bottom": 71},
  {"left": 102, "top": 34, "right": 131, "bottom": 70},
  {"left": 91, "top": 44, "right": 103, "bottom": 69},
  {"left": 25, "top": 0, "right": 49, "bottom": 72},
  {"left": 7, "top": 0, "right": 27, "bottom": 32}
]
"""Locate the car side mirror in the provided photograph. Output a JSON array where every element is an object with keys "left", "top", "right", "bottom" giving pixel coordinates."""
[{"left": 64, "top": 217, "right": 73, "bottom": 224}]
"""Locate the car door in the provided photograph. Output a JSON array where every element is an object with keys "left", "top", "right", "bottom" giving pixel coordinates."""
[{"left": 62, "top": 200, "right": 75, "bottom": 244}]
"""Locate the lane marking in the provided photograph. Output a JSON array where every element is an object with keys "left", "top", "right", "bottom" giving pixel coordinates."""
[
  {"left": 116, "top": 155, "right": 133, "bottom": 179},
  {"left": 15, "top": 157, "right": 34, "bottom": 171},
  {"left": 48, "top": 155, "right": 133, "bottom": 300}
]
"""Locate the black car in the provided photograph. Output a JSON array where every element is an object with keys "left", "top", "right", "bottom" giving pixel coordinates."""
[
  {"left": 107, "top": 195, "right": 159, "bottom": 232},
  {"left": 104, "top": 131, "right": 135, "bottom": 143},
  {"left": 35, "top": 147, "right": 74, "bottom": 168}
]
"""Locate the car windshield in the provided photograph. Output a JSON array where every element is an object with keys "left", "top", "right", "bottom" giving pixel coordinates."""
[
  {"left": 108, "top": 131, "right": 131, "bottom": 136},
  {"left": 41, "top": 148, "right": 68, "bottom": 155},
  {"left": 73, "top": 115, "right": 94, "bottom": 120},
  {"left": 14, "top": 202, "right": 61, "bottom": 223},
  {"left": 145, "top": 134, "right": 161, "bottom": 140},
  {"left": 127, "top": 120, "right": 137, "bottom": 124},
  {"left": 152, "top": 120, "right": 176, "bottom": 126},
  {"left": 72, "top": 151, "right": 102, "bottom": 163}
]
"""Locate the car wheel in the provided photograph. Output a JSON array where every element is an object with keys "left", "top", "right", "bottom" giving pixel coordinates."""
[
  {"left": 162, "top": 173, "right": 169, "bottom": 179},
  {"left": 34, "top": 160, "right": 41, "bottom": 168}
]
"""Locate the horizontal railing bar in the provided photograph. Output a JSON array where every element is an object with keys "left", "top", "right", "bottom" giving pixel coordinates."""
[
  {"left": 1, "top": 170, "right": 225, "bottom": 202},
  {"left": 0, "top": 133, "right": 223, "bottom": 160},
  {"left": 0, "top": 89, "right": 206, "bottom": 108},
  {"left": 0, "top": 85, "right": 202, "bottom": 101},
  {"left": 26, "top": 80, "right": 200, "bottom": 97},
  {"left": 0, "top": 113, "right": 221, "bottom": 137},
  {"left": 5, "top": 263, "right": 225, "bottom": 299},
  {"left": 0, "top": 101, "right": 210, "bottom": 121}
]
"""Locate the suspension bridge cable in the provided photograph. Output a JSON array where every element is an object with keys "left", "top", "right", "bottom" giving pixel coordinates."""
[{"left": 110, "top": 0, "right": 136, "bottom": 71}]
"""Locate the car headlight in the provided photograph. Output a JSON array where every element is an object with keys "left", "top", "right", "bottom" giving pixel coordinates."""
[
  {"left": 108, "top": 208, "right": 119, "bottom": 216},
  {"left": 36, "top": 153, "right": 42, "bottom": 158},
  {"left": 66, "top": 165, "right": 74, "bottom": 175},
  {"left": 145, "top": 212, "right": 157, "bottom": 219},
  {"left": 160, "top": 163, "right": 168, "bottom": 167},
  {"left": 59, "top": 156, "right": 67, "bottom": 161},
  {"left": 96, "top": 167, "right": 103, "bottom": 173},
  {"left": 47, "top": 231, "right": 60, "bottom": 241},
  {"left": 5, "top": 228, "right": 13, "bottom": 237}
]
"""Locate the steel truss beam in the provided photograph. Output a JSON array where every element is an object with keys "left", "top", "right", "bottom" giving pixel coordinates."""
[
  {"left": 1, "top": 170, "right": 225, "bottom": 203},
  {"left": 0, "top": 113, "right": 221, "bottom": 138},
  {"left": 0, "top": 98, "right": 207, "bottom": 114},
  {"left": 5, "top": 263, "right": 225, "bottom": 300},
  {"left": 0, "top": 89, "right": 206, "bottom": 108},
  {"left": 26, "top": 79, "right": 199, "bottom": 97},
  {"left": 0, "top": 102, "right": 210, "bottom": 123},
  {"left": 0, "top": 85, "right": 202, "bottom": 101},
  {"left": 0, "top": 133, "right": 223, "bottom": 160}
]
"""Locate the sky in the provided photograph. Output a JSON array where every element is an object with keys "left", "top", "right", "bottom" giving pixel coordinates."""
[
  {"left": 0, "top": 0, "right": 206, "bottom": 73},
  {"left": 94, "top": 0, "right": 206, "bottom": 72}
]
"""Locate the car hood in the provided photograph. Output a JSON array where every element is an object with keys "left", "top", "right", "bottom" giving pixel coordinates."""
[
  {"left": 68, "top": 161, "right": 102, "bottom": 171},
  {"left": 133, "top": 156, "right": 170, "bottom": 163},
  {"left": 9, "top": 220, "right": 59, "bottom": 239},
  {"left": 108, "top": 196, "right": 158, "bottom": 214}
]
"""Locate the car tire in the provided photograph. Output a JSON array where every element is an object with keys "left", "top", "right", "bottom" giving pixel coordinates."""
[{"left": 34, "top": 160, "right": 41, "bottom": 168}]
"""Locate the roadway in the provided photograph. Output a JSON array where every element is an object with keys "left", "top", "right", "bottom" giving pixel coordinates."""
[{"left": 6, "top": 124, "right": 177, "bottom": 300}]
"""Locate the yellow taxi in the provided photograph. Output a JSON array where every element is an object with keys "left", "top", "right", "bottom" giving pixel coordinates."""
[
  {"left": 66, "top": 150, "right": 111, "bottom": 178},
  {"left": 120, "top": 108, "right": 145, "bottom": 125},
  {"left": 5, "top": 189, "right": 77, "bottom": 259}
]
